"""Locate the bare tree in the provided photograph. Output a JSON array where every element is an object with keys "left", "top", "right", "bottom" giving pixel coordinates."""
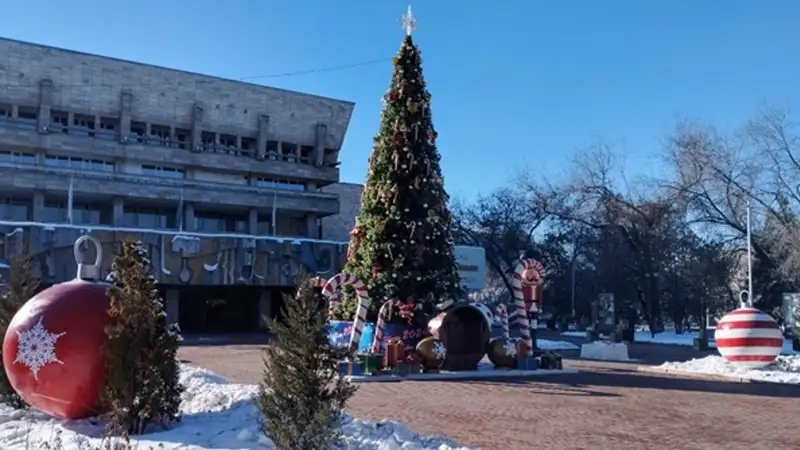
[{"left": 522, "top": 143, "right": 688, "bottom": 333}]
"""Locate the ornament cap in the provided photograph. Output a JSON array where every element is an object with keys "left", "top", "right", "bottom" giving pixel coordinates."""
[{"left": 73, "top": 234, "right": 103, "bottom": 281}]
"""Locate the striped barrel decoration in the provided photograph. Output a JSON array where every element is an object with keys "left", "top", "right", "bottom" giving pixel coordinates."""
[{"left": 715, "top": 307, "right": 783, "bottom": 369}]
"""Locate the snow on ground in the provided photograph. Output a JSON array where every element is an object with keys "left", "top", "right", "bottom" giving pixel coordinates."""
[
  {"left": 579, "top": 342, "right": 630, "bottom": 361},
  {"left": 0, "top": 365, "right": 472, "bottom": 450},
  {"left": 538, "top": 339, "right": 579, "bottom": 351},
  {"left": 561, "top": 330, "right": 798, "bottom": 354},
  {"left": 658, "top": 355, "right": 800, "bottom": 384}
]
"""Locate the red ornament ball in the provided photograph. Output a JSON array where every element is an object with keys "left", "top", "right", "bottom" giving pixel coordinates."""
[
  {"left": 3, "top": 280, "right": 112, "bottom": 419},
  {"left": 715, "top": 307, "right": 783, "bottom": 369}
]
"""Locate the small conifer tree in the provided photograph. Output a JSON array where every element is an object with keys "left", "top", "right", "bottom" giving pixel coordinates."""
[
  {"left": 258, "top": 276, "right": 357, "bottom": 450},
  {"left": 0, "top": 248, "right": 39, "bottom": 408},
  {"left": 102, "top": 241, "right": 183, "bottom": 437}
]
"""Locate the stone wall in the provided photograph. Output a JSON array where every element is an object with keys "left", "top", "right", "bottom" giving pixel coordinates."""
[{"left": 320, "top": 183, "right": 363, "bottom": 241}]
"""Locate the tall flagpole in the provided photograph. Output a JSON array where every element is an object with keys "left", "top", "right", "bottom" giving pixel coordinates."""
[
  {"left": 177, "top": 188, "right": 184, "bottom": 232},
  {"left": 67, "top": 175, "right": 74, "bottom": 224},
  {"left": 271, "top": 191, "right": 277, "bottom": 236},
  {"left": 746, "top": 201, "right": 754, "bottom": 308}
]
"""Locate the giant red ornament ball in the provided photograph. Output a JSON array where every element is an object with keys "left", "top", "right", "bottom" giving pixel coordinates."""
[
  {"left": 715, "top": 307, "right": 783, "bottom": 369},
  {"left": 2, "top": 236, "right": 112, "bottom": 419}
]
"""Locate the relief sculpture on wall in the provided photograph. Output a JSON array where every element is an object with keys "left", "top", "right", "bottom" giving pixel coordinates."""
[{"left": 0, "top": 225, "right": 348, "bottom": 287}]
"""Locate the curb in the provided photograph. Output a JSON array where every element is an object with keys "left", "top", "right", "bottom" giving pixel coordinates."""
[
  {"left": 347, "top": 367, "right": 580, "bottom": 383},
  {"left": 636, "top": 366, "right": 798, "bottom": 386}
]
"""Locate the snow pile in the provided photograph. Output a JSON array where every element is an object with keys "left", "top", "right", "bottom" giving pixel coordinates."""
[
  {"left": 0, "top": 364, "right": 472, "bottom": 450},
  {"left": 538, "top": 339, "right": 579, "bottom": 351},
  {"left": 658, "top": 355, "right": 800, "bottom": 384},
  {"left": 579, "top": 341, "right": 630, "bottom": 361},
  {"left": 563, "top": 329, "right": 798, "bottom": 354}
]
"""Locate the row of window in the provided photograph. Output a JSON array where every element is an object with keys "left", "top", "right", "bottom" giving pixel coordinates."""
[
  {"left": 0, "top": 200, "right": 307, "bottom": 235},
  {"left": 0, "top": 150, "right": 308, "bottom": 190},
  {"left": 0, "top": 103, "right": 339, "bottom": 167}
]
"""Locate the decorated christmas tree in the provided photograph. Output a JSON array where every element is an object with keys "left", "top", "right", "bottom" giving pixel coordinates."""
[{"left": 332, "top": 8, "right": 462, "bottom": 325}]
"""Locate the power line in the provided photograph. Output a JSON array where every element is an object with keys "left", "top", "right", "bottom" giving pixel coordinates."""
[{"left": 0, "top": 56, "right": 392, "bottom": 89}]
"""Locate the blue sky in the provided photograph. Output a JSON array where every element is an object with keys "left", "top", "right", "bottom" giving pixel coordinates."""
[{"left": 1, "top": 1, "right": 799, "bottom": 202}]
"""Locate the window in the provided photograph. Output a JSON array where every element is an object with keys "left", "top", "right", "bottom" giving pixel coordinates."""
[
  {"left": 72, "top": 114, "right": 96, "bottom": 138},
  {"left": 98, "top": 117, "right": 119, "bottom": 141},
  {"left": 44, "top": 155, "right": 114, "bottom": 172},
  {"left": 42, "top": 199, "right": 67, "bottom": 223},
  {"left": 323, "top": 148, "right": 339, "bottom": 166},
  {"left": 0, "top": 104, "right": 11, "bottom": 123},
  {"left": 16, "top": 106, "right": 37, "bottom": 130},
  {"left": 201, "top": 131, "right": 216, "bottom": 151},
  {"left": 174, "top": 128, "right": 190, "bottom": 150},
  {"left": 0, "top": 151, "right": 36, "bottom": 165},
  {"left": 266, "top": 140, "right": 279, "bottom": 160},
  {"left": 141, "top": 164, "right": 185, "bottom": 179},
  {"left": 149, "top": 124, "right": 171, "bottom": 147},
  {"left": 0, "top": 197, "right": 29, "bottom": 221},
  {"left": 300, "top": 145, "right": 314, "bottom": 163},
  {"left": 253, "top": 177, "right": 305, "bottom": 192},
  {"left": 217, "top": 133, "right": 239, "bottom": 155},
  {"left": 70, "top": 202, "right": 111, "bottom": 225},
  {"left": 194, "top": 211, "right": 247, "bottom": 233},
  {"left": 130, "top": 121, "right": 146, "bottom": 143},
  {"left": 241, "top": 137, "right": 256, "bottom": 156},
  {"left": 50, "top": 110, "right": 69, "bottom": 134},
  {"left": 122, "top": 206, "right": 177, "bottom": 229},
  {"left": 280, "top": 142, "right": 297, "bottom": 163}
]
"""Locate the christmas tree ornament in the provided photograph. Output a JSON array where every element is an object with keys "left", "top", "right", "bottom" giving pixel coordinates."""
[
  {"left": 2, "top": 235, "right": 111, "bottom": 419},
  {"left": 415, "top": 337, "right": 446, "bottom": 373}
]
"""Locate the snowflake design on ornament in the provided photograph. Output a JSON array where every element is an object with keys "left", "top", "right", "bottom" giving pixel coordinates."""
[
  {"left": 433, "top": 341, "right": 447, "bottom": 360},
  {"left": 13, "top": 317, "right": 67, "bottom": 380},
  {"left": 503, "top": 340, "right": 517, "bottom": 357}
]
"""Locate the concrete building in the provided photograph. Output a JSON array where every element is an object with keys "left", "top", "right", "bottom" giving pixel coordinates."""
[
  {"left": 320, "top": 182, "right": 363, "bottom": 241},
  {"left": 0, "top": 37, "right": 354, "bottom": 333}
]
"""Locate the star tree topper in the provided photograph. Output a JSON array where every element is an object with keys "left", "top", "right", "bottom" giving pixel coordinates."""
[
  {"left": 14, "top": 317, "right": 67, "bottom": 380},
  {"left": 401, "top": 5, "right": 416, "bottom": 36}
]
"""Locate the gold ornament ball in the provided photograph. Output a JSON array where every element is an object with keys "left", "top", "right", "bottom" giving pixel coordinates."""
[
  {"left": 487, "top": 337, "right": 517, "bottom": 369},
  {"left": 416, "top": 336, "right": 446, "bottom": 372}
]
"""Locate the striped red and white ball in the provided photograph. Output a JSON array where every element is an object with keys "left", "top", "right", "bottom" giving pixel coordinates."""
[{"left": 715, "top": 307, "right": 783, "bottom": 369}]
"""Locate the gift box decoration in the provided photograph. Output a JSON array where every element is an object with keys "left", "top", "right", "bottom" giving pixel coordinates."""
[
  {"left": 360, "top": 354, "right": 383, "bottom": 374},
  {"left": 383, "top": 339, "right": 405, "bottom": 368},
  {"left": 337, "top": 360, "right": 364, "bottom": 376}
]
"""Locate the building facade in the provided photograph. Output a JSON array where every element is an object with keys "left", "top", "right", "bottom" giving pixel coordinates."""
[
  {"left": 320, "top": 182, "right": 363, "bottom": 241},
  {"left": 0, "top": 38, "right": 355, "bottom": 332}
]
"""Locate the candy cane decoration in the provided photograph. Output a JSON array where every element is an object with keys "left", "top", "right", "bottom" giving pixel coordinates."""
[
  {"left": 512, "top": 258, "right": 546, "bottom": 357},
  {"left": 322, "top": 272, "right": 370, "bottom": 352},
  {"left": 307, "top": 276, "right": 339, "bottom": 318},
  {"left": 495, "top": 304, "right": 509, "bottom": 339},
  {"left": 370, "top": 300, "right": 395, "bottom": 354}
]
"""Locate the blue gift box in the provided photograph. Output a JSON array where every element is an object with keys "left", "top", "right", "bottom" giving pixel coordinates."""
[
  {"left": 328, "top": 321, "right": 375, "bottom": 352},
  {"left": 337, "top": 360, "right": 364, "bottom": 376},
  {"left": 516, "top": 355, "right": 538, "bottom": 371}
]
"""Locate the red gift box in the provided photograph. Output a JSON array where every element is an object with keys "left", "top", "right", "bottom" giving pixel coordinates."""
[{"left": 383, "top": 339, "right": 405, "bottom": 368}]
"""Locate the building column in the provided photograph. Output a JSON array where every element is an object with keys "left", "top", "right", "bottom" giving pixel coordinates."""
[
  {"left": 191, "top": 104, "right": 203, "bottom": 153},
  {"left": 119, "top": 91, "right": 132, "bottom": 143},
  {"left": 305, "top": 214, "right": 318, "bottom": 239},
  {"left": 184, "top": 202, "right": 195, "bottom": 231},
  {"left": 256, "top": 115, "right": 269, "bottom": 160},
  {"left": 37, "top": 79, "right": 53, "bottom": 134},
  {"left": 258, "top": 290, "right": 271, "bottom": 331},
  {"left": 165, "top": 288, "right": 180, "bottom": 325},
  {"left": 112, "top": 197, "right": 124, "bottom": 226},
  {"left": 314, "top": 123, "right": 327, "bottom": 166},
  {"left": 32, "top": 192, "right": 44, "bottom": 222},
  {"left": 248, "top": 209, "right": 258, "bottom": 235}
]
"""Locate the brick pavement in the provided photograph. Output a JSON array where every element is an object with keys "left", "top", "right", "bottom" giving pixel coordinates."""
[{"left": 178, "top": 337, "right": 800, "bottom": 450}]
